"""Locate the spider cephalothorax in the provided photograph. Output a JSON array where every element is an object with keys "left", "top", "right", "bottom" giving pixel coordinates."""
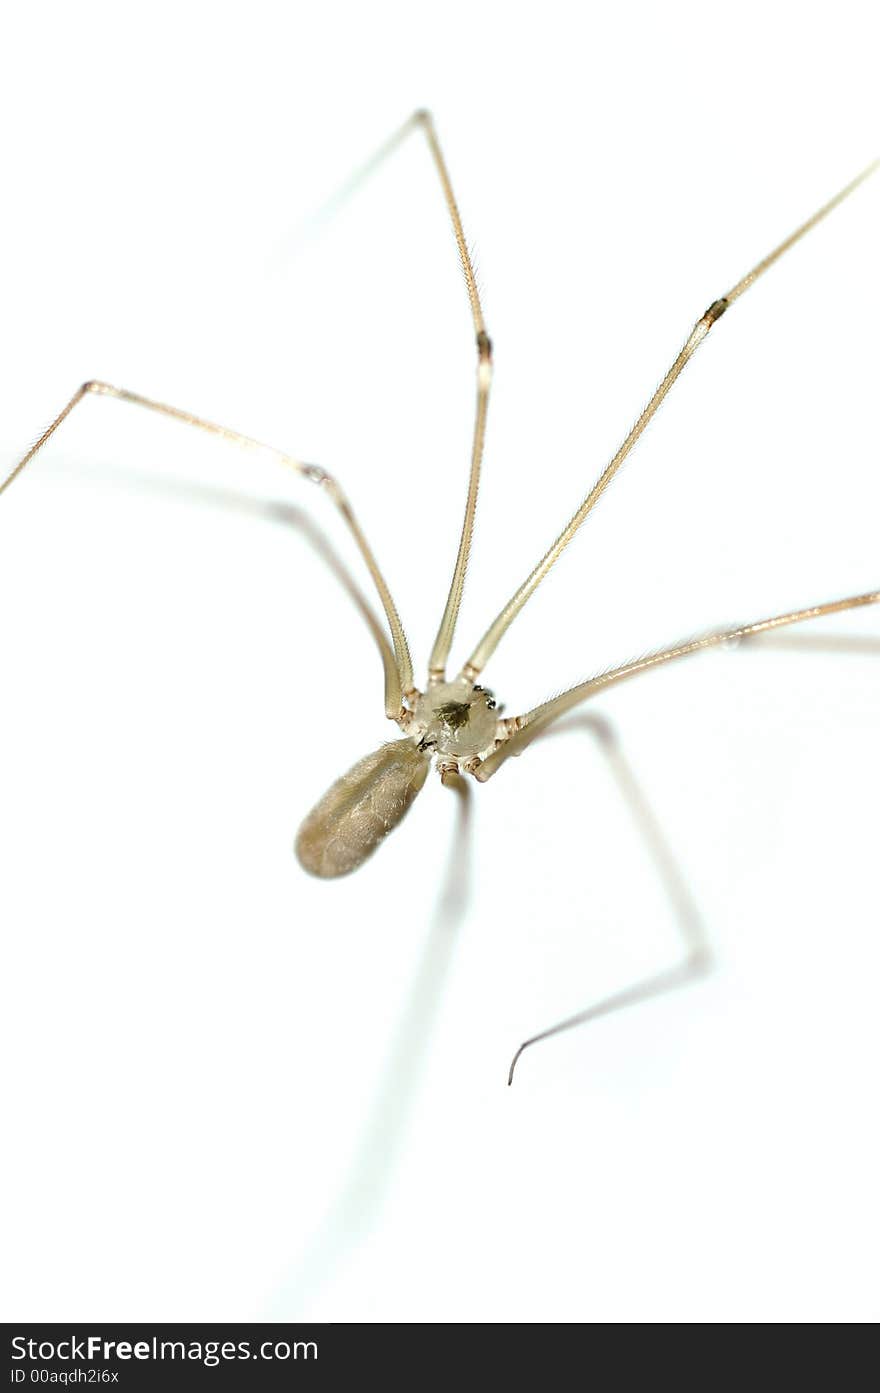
[{"left": 410, "top": 679, "right": 501, "bottom": 765}]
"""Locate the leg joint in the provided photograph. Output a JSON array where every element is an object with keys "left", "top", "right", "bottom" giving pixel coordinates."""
[
  {"left": 701, "top": 297, "right": 729, "bottom": 328},
  {"left": 476, "top": 330, "right": 493, "bottom": 389}
]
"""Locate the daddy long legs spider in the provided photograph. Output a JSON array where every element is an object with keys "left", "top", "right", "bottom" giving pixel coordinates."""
[{"left": 2, "top": 112, "right": 877, "bottom": 1084}]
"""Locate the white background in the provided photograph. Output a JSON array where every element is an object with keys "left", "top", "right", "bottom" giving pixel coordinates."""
[{"left": 1, "top": 1, "right": 878, "bottom": 1323}]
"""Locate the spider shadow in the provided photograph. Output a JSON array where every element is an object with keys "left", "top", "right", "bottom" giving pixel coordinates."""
[
  {"left": 42, "top": 454, "right": 397, "bottom": 683},
  {"left": 46, "top": 455, "right": 474, "bottom": 1314},
  {"left": 742, "top": 631, "right": 880, "bottom": 657},
  {"left": 270, "top": 772, "right": 473, "bottom": 1316}
]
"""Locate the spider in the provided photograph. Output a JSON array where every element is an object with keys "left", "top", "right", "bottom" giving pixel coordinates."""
[{"left": 2, "top": 113, "right": 877, "bottom": 1083}]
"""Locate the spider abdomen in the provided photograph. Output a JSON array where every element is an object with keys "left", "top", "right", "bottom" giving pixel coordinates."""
[{"left": 295, "top": 739, "right": 430, "bottom": 878}]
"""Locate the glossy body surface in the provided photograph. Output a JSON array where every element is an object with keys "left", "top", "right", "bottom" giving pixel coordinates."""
[{"left": 410, "top": 679, "right": 499, "bottom": 763}]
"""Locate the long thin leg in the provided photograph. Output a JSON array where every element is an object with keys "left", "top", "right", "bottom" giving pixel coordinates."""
[
  {"left": 508, "top": 713, "right": 710, "bottom": 1084},
  {"left": 478, "top": 587, "right": 880, "bottom": 780},
  {"left": 0, "top": 380, "right": 413, "bottom": 719},
  {"left": 413, "top": 112, "right": 493, "bottom": 681},
  {"left": 280, "top": 109, "right": 492, "bottom": 682},
  {"left": 462, "top": 158, "right": 878, "bottom": 681}
]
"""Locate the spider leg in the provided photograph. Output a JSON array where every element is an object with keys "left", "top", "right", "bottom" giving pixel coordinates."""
[
  {"left": 478, "top": 587, "right": 880, "bottom": 780},
  {"left": 507, "top": 713, "right": 711, "bottom": 1085},
  {"left": 462, "top": 158, "right": 878, "bottom": 680},
  {"left": 412, "top": 111, "right": 493, "bottom": 681},
  {"left": 0, "top": 380, "right": 413, "bottom": 719},
  {"left": 280, "top": 109, "right": 492, "bottom": 681}
]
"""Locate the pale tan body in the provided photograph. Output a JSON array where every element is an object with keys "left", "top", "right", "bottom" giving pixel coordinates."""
[{"left": 2, "top": 114, "right": 877, "bottom": 1079}]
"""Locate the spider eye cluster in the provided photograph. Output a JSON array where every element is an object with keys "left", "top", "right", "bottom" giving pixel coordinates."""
[{"left": 411, "top": 678, "right": 501, "bottom": 764}]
